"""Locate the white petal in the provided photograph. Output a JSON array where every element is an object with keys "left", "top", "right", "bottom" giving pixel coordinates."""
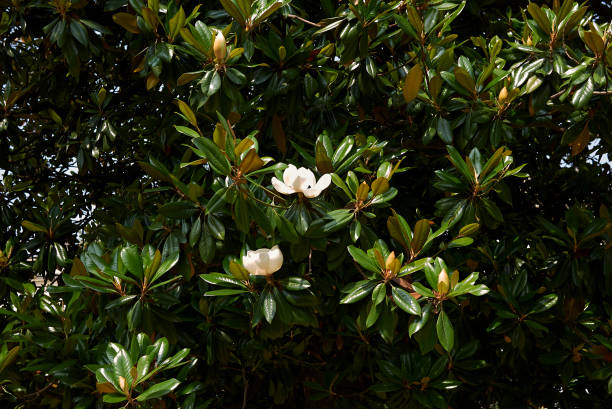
[
  {"left": 315, "top": 173, "right": 332, "bottom": 192},
  {"left": 283, "top": 164, "right": 298, "bottom": 186},
  {"left": 271, "top": 177, "right": 296, "bottom": 195},
  {"left": 302, "top": 174, "right": 331, "bottom": 198},
  {"left": 266, "top": 245, "right": 284, "bottom": 273},
  {"left": 242, "top": 251, "right": 258, "bottom": 275},
  {"left": 302, "top": 187, "right": 322, "bottom": 198},
  {"left": 294, "top": 167, "right": 317, "bottom": 192}
]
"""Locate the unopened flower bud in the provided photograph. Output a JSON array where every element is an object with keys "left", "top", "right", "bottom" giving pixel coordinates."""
[
  {"left": 498, "top": 86, "right": 508, "bottom": 104},
  {"left": 214, "top": 31, "right": 227, "bottom": 62},
  {"left": 437, "top": 269, "right": 449, "bottom": 295},
  {"left": 385, "top": 251, "right": 396, "bottom": 271}
]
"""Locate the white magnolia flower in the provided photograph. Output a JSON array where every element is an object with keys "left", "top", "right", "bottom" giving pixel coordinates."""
[
  {"left": 243, "top": 245, "right": 283, "bottom": 276},
  {"left": 271, "top": 164, "right": 332, "bottom": 198}
]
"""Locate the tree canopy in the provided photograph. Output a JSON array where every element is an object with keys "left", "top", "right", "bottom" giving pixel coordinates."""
[{"left": 1, "top": 0, "right": 611, "bottom": 408}]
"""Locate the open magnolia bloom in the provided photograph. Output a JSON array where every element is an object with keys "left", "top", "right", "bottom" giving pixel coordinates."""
[
  {"left": 243, "top": 245, "right": 283, "bottom": 276},
  {"left": 271, "top": 164, "right": 332, "bottom": 198}
]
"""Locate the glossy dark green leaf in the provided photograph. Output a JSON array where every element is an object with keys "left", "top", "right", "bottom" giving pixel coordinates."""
[
  {"left": 571, "top": 77, "right": 594, "bottom": 108},
  {"left": 528, "top": 294, "right": 558, "bottom": 315},
  {"left": 136, "top": 378, "right": 180, "bottom": 401},
  {"left": 436, "top": 309, "right": 454, "bottom": 352},
  {"left": 392, "top": 287, "right": 421, "bottom": 316},
  {"left": 262, "top": 289, "right": 276, "bottom": 323},
  {"left": 347, "top": 246, "right": 380, "bottom": 273},
  {"left": 340, "top": 280, "right": 377, "bottom": 304}
]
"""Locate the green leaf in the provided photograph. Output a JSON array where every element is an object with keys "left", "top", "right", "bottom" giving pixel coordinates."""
[
  {"left": 21, "top": 220, "right": 47, "bottom": 233},
  {"left": 191, "top": 137, "right": 231, "bottom": 176},
  {"left": 458, "top": 223, "right": 479, "bottom": 236},
  {"left": 112, "top": 346, "right": 133, "bottom": 386},
  {"left": 262, "top": 289, "right": 276, "bottom": 323},
  {"left": 528, "top": 294, "right": 558, "bottom": 315},
  {"left": 324, "top": 209, "right": 353, "bottom": 232},
  {"left": 409, "top": 303, "right": 432, "bottom": 336},
  {"left": 347, "top": 246, "right": 380, "bottom": 273},
  {"left": 392, "top": 287, "right": 421, "bottom": 316},
  {"left": 315, "top": 137, "right": 333, "bottom": 174},
  {"left": 340, "top": 280, "right": 377, "bottom": 304},
  {"left": 150, "top": 252, "right": 179, "bottom": 284},
  {"left": 395, "top": 14, "right": 418, "bottom": 40},
  {"left": 158, "top": 201, "right": 199, "bottom": 219},
  {"left": 205, "top": 288, "right": 248, "bottom": 296},
  {"left": 121, "top": 247, "right": 143, "bottom": 280},
  {"left": 366, "top": 300, "right": 383, "bottom": 328},
  {"left": 136, "top": 354, "right": 154, "bottom": 382},
  {"left": 332, "top": 136, "right": 354, "bottom": 167},
  {"left": 399, "top": 258, "right": 431, "bottom": 276},
  {"left": 448, "top": 237, "right": 473, "bottom": 248},
  {"left": 174, "top": 125, "right": 200, "bottom": 139},
  {"left": 205, "top": 186, "right": 228, "bottom": 215},
  {"left": 199, "top": 273, "right": 245, "bottom": 288},
  {"left": 436, "top": 309, "right": 454, "bottom": 352},
  {"left": 69, "top": 20, "right": 88, "bottom": 45},
  {"left": 446, "top": 145, "right": 474, "bottom": 183},
  {"left": 136, "top": 378, "right": 180, "bottom": 401},
  {"left": 104, "top": 393, "right": 128, "bottom": 403},
  {"left": 219, "top": 0, "right": 246, "bottom": 27},
  {"left": 276, "top": 215, "right": 299, "bottom": 244},
  {"left": 280, "top": 277, "right": 311, "bottom": 291},
  {"left": 411, "top": 282, "right": 434, "bottom": 298},
  {"left": 571, "top": 77, "right": 594, "bottom": 109}
]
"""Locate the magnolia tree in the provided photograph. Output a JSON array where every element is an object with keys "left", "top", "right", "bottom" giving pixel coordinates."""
[{"left": 1, "top": 1, "right": 611, "bottom": 408}]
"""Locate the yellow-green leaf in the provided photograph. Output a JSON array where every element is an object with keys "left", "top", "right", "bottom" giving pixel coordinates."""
[
  {"left": 0, "top": 346, "right": 20, "bottom": 374},
  {"left": 112, "top": 13, "right": 141, "bottom": 34},
  {"left": 454, "top": 66, "right": 475, "bottom": 94},
  {"left": 403, "top": 63, "right": 422, "bottom": 103},
  {"left": 410, "top": 219, "right": 431, "bottom": 256},
  {"left": 428, "top": 74, "right": 442, "bottom": 102},
  {"left": 239, "top": 149, "right": 264, "bottom": 174},
  {"left": 371, "top": 177, "right": 389, "bottom": 197},
  {"left": 176, "top": 100, "right": 197, "bottom": 128},
  {"left": 168, "top": 7, "right": 186, "bottom": 41},
  {"left": 527, "top": 3, "right": 551, "bottom": 34},
  {"left": 21, "top": 220, "right": 47, "bottom": 233},
  {"left": 141, "top": 7, "right": 159, "bottom": 31},
  {"left": 583, "top": 31, "right": 604, "bottom": 56},
  {"left": 146, "top": 72, "right": 159, "bottom": 90}
]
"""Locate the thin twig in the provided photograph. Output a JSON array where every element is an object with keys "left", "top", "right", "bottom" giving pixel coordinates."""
[
  {"left": 550, "top": 89, "right": 612, "bottom": 99},
  {"left": 286, "top": 14, "right": 321, "bottom": 27},
  {"left": 241, "top": 367, "right": 249, "bottom": 409},
  {"left": 21, "top": 382, "right": 54, "bottom": 401}
]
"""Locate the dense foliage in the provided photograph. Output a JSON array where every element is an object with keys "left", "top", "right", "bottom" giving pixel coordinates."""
[{"left": 1, "top": 0, "right": 611, "bottom": 407}]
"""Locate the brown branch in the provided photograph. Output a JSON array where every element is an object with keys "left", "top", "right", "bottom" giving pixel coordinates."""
[
  {"left": 286, "top": 14, "right": 321, "bottom": 27},
  {"left": 241, "top": 367, "right": 249, "bottom": 409}
]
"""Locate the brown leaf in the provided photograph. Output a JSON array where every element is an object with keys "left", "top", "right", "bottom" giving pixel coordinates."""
[
  {"left": 96, "top": 382, "right": 117, "bottom": 394},
  {"left": 271, "top": 114, "right": 287, "bottom": 155},
  {"left": 569, "top": 123, "right": 589, "bottom": 156}
]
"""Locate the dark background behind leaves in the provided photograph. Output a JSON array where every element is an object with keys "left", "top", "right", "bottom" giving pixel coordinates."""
[{"left": 1, "top": 0, "right": 611, "bottom": 408}]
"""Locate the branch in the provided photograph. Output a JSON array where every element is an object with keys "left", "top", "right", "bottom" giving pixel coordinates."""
[
  {"left": 286, "top": 14, "right": 321, "bottom": 27},
  {"left": 241, "top": 367, "right": 249, "bottom": 409}
]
